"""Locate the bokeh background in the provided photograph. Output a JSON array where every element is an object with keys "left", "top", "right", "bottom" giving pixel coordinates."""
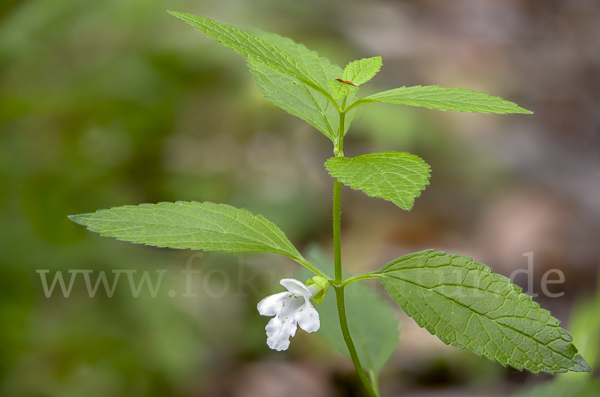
[{"left": 1, "top": 0, "right": 599, "bottom": 396}]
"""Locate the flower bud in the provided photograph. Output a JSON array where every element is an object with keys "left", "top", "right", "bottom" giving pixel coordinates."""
[{"left": 306, "top": 276, "right": 329, "bottom": 305}]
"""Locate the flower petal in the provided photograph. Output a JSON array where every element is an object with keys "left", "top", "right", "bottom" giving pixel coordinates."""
[
  {"left": 257, "top": 292, "right": 288, "bottom": 316},
  {"left": 280, "top": 278, "right": 311, "bottom": 297},
  {"left": 296, "top": 301, "right": 320, "bottom": 333},
  {"left": 265, "top": 316, "right": 298, "bottom": 351}
]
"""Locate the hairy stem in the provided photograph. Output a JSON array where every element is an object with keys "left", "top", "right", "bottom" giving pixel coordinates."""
[
  {"left": 333, "top": 180, "right": 342, "bottom": 282},
  {"left": 333, "top": 99, "right": 345, "bottom": 282},
  {"left": 332, "top": 103, "right": 378, "bottom": 396},
  {"left": 334, "top": 286, "right": 379, "bottom": 397}
]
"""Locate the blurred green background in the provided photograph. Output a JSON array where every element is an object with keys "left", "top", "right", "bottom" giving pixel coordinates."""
[{"left": 1, "top": 0, "right": 599, "bottom": 396}]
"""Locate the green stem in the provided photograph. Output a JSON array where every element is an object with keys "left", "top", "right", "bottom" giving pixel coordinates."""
[
  {"left": 369, "top": 369, "right": 380, "bottom": 396},
  {"left": 332, "top": 105, "right": 378, "bottom": 396},
  {"left": 342, "top": 273, "right": 380, "bottom": 287},
  {"left": 333, "top": 180, "right": 342, "bottom": 282},
  {"left": 333, "top": 99, "right": 345, "bottom": 282},
  {"left": 334, "top": 286, "right": 378, "bottom": 397},
  {"left": 335, "top": 124, "right": 344, "bottom": 156}
]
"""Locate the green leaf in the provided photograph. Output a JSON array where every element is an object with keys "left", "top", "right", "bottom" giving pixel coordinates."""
[
  {"left": 325, "top": 151, "right": 431, "bottom": 210},
  {"left": 250, "top": 61, "right": 336, "bottom": 141},
  {"left": 255, "top": 31, "right": 338, "bottom": 88},
  {"left": 342, "top": 56, "right": 382, "bottom": 85},
  {"left": 168, "top": 13, "right": 361, "bottom": 141},
  {"left": 512, "top": 277, "right": 600, "bottom": 395},
  {"left": 326, "top": 57, "right": 382, "bottom": 100},
  {"left": 361, "top": 85, "right": 533, "bottom": 114},
  {"left": 252, "top": 31, "right": 360, "bottom": 133},
  {"left": 327, "top": 79, "right": 358, "bottom": 100},
  {"left": 375, "top": 250, "right": 591, "bottom": 375},
  {"left": 247, "top": 32, "right": 358, "bottom": 141},
  {"left": 69, "top": 201, "right": 306, "bottom": 263},
  {"left": 305, "top": 247, "right": 399, "bottom": 374},
  {"left": 168, "top": 12, "right": 328, "bottom": 94}
]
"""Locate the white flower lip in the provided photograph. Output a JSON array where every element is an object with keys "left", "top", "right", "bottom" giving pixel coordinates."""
[{"left": 257, "top": 278, "right": 321, "bottom": 351}]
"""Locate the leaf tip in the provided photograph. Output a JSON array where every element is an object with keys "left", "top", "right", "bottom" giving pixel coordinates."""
[
  {"left": 398, "top": 202, "right": 415, "bottom": 211},
  {"left": 167, "top": 10, "right": 195, "bottom": 24},
  {"left": 68, "top": 213, "right": 88, "bottom": 226},
  {"left": 570, "top": 354, "right": 592, "bottom": 372},
  {"left": 519, "top": 107, "right": 534, "bottom": 115}
]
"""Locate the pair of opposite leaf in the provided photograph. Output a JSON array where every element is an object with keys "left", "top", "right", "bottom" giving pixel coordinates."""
[{"left": 69, "top": 12, "right": 591, "bottom": 376}]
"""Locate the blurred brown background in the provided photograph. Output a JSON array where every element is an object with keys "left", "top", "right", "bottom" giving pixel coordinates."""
[{"left": 1, "top": 0, "right": 599, "bottom": 396}]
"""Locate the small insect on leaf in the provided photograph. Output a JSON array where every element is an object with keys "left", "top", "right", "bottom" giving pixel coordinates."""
[{"left": 335, "top": 78, "right": 359, "bottom": 87}]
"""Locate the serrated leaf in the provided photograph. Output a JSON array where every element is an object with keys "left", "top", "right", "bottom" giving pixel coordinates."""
[
  {"left": 304, "top": 246, "right": 399, "bottom": 374},
  {"left": 326, "top": 56, "right": 382, "bottom": 100},
  {"left": 362, "top": 85, "right": 533, "bottom": 114},
  {"left": 168, "top": 12, "right": 328, "bottom": 94},
  {"left": 255, "top": 31, "right": 338, "bottom": 88},
  {"left": 69, "top": 201, "right": 306, "bottom": 263},
  {"left": 250, "top": 61, "right": 336, "bottom": 141},
  {"left": 375, "top": 250, "right": 591, "bottom": 375},
  {"left": 325, "top": 151, "right": 431, "bottom": 210},
  {"left": 247, "top": 32, "right": 358, "bottom": 141},
  {"left": 252, "top": 31, "right": 359, "bottom": 134},
  {"left": 327, "top": 79, "right": 358, "bottom": 100},
  {"left": 248, "top": 32, "right": 340, "bottom": 141},
  {"left": 342, "top": 56, "right": 382, "bottom": 85}
]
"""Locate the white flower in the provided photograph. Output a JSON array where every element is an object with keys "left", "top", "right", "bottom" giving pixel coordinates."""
[{"left": 257, "top": 278, "right": 321, "bottom": 351}]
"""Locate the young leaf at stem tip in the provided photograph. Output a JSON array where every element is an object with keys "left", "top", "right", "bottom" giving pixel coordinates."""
[
  {"left": 343, "top": 56, "right": 382, "bottom": 85},
  {"left": 328, "top": 79, "right": 359, "bottom": 100},
  {"left": 327, "top": 56, "right": 383, "bottom": 100},
  {"left": 375, "top": 250, "right": 591, "bottom": 375}
]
